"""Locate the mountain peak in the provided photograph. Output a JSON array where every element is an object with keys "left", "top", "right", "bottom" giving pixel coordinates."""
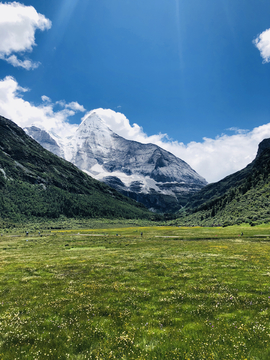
[
  {"left": 0, "top": 115, "right": 150, "bottom": 221},
  {"left": 256, "top": 138, "right": 270, "bottom": 159},
  {"left": 24, "top": 125, "right": 63, "bottom": 158},
  {"left": 23, "top": 110, "right": 207, "bottom": 212},
  {"left": 78, "top": 110, "right": 114, "bottom": 136}
]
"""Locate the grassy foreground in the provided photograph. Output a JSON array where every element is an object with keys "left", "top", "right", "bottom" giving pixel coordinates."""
[{"left": 0, "top": 225, "right": 270, "bottom": 359}]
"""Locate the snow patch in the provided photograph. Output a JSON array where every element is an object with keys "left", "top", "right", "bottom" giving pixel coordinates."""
[{"left": 0, "top": 168, "right": 7, "bottom": 179}]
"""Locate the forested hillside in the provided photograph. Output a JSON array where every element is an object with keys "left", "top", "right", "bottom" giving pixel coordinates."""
[{"left": 176, "top": 139, "right": 270, "bottom": 226}]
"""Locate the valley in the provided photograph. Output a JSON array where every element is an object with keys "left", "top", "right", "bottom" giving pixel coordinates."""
[
  {"left": 1, "top": 2, "right": 270, "bottom": 359},
  {"left": 1, "top": 114, "right": 270, "bottom": 359}
]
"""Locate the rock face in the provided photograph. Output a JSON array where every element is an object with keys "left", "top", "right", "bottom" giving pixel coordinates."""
[
  {"left": 24, "top": 126, "right": 63, "bottom": 158},
  {"left": 25, "top": 110, "right": 207, "bottom": 212},
  {"left": 256, "top": 138, "right": 270, "bottom": 159}
]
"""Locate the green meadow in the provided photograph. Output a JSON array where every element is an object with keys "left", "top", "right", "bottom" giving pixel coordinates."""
[{"left": 0, "top": 224, "right": 270, "bottom": 359}]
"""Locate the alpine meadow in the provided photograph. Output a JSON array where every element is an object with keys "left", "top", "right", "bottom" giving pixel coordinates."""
[{"left": 1, "top": 225, "right": 270, "bottom": 359}]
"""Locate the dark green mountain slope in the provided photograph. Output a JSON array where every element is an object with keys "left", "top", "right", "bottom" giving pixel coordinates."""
[
  {"left": 0, "top": 116, "right": 151, "bottom": 222},
  {"left": 177, "top": 139, "right": 270, "bottom": 226}
]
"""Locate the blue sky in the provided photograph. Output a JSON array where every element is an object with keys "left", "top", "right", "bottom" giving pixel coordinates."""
[{"left": 1, "top": 0, "right": 270, "bottom": 182}]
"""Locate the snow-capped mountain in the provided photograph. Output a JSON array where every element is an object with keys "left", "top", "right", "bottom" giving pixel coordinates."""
[
  {"left": 25, "top": 126, "right": 64, "bottom": 158},
  {"left": 25, "top": 110, "right": 207, "bottom": 212}
]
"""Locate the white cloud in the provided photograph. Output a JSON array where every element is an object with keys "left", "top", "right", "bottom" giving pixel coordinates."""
[
  {"left": 1, "top": 79, "right": 269, "bottom": 184},
  {"left": 82, "top": 108, "right": 152, "bottom": 141},
  {"left": 0, "top": 54, "right": 40, "bottom": 70},
  {"left": 65, "top": 101, "right": 86, "bottom": 112},
  {"left": 226, "top": 127, "right": 249, "bottom": 134},
  {"left": 253, "top": 28, "right": 270, "bottom": 63},
  {"left": 0, "top": 2, "right": 51, "bottom": 69},
  {"left": 41, "top": 95, "right": 51, "bottom": 103},
  {"left": 158, "top": 131, "right": 262, "bottom": 183},
  {"left": 0, "top": 76, "right": 84, "bottom": 137}
]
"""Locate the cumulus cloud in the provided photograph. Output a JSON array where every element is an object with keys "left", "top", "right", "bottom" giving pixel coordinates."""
[
  {"left": 0, "top": 2, "right": 51, "bottom": 69},
  {"left": 41, "top": 95, "right": 51, "bottom": 103},
  {"left": 83, "top": 109, "right": 270, "bottom": 183},
  {"left": 82, "top": 109, "right": 152, "bottom": 142},
  {"left": 65, "top": 102, "right": 86, "bottom": 112},
  {"left": 159, "top": 131, "right": 264, "bottom": 183},
  {"left": 253, "top": 28, "right": 270, "bottom": 63},
  {"left": 1, "top": 54, "right": 41, "bottom": 70},
  {"left": 0, "top": 76, "right": 85, "bottom": 137},
  {"left": 1, "top": 78, "right": 269, "bottom": 184}
]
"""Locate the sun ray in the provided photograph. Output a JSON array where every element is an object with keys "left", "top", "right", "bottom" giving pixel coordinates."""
[{"left": 53, "top": 0, "right": 81, "bottom": 47}]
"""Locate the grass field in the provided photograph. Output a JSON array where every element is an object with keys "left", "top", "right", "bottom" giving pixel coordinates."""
[{"left": 0, "top": 224, "right": 270, "bottom": 359}]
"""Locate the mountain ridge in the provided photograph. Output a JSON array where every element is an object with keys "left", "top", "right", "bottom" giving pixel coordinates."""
[
  {"left": 176, "top": 138, "right": 270, "bottom": 226},
  {"left": 25, "top": 109, "right": 207, "bottom": 212},
  {"left": 0, "top": 115, "right": 151, "bottom": 222}
]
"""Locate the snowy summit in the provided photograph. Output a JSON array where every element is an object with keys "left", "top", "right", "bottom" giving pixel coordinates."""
[{"left": 25, "top": 109, "right": 207, "bottom": 212}]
